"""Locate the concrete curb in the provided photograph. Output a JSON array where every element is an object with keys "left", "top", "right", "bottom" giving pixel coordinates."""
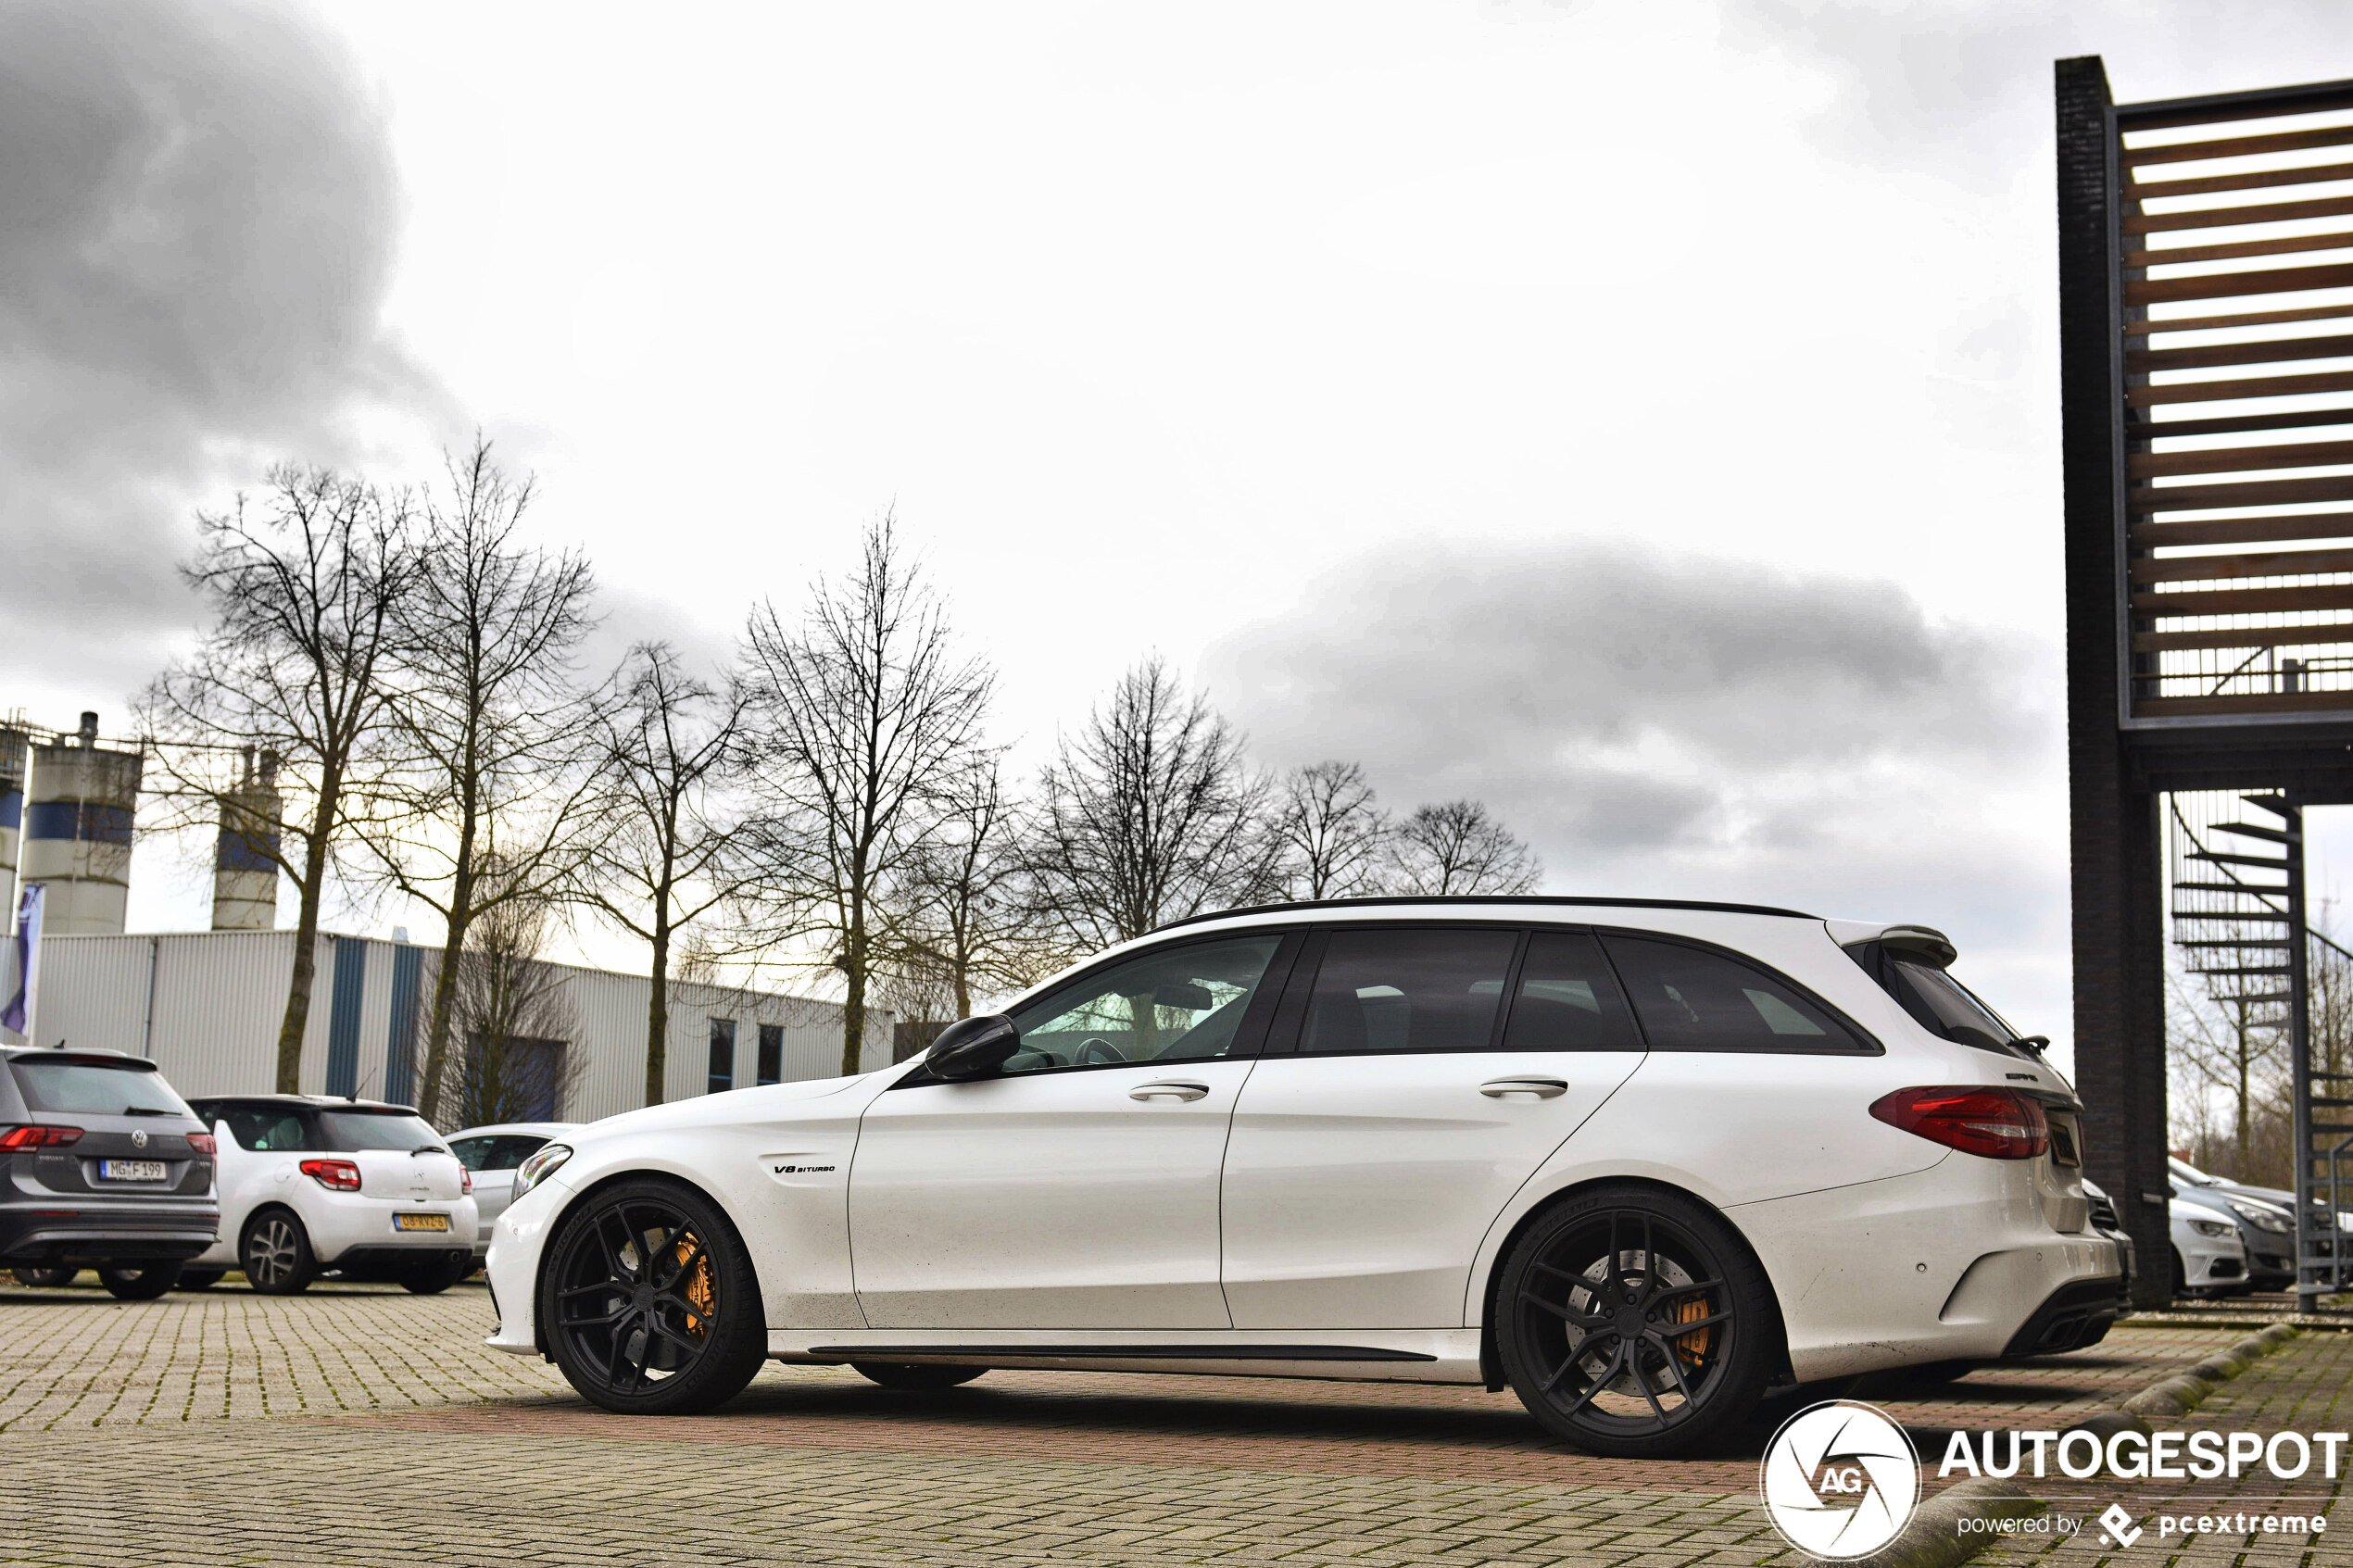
[{"left": 1861, "top": 1322, "right": 2304, "bottom": 1567}]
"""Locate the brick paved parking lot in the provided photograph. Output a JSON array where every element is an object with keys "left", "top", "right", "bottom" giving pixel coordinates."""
[{"left": 0, "top": 1273, "right": 2341, "bottom": 1567}]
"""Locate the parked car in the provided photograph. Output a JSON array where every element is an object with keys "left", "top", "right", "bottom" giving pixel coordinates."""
[
  {"left": 2171, "top": 1197, "right": 2248, "bottom": 1296},
  {"left": 2082, "top": 1178, "right": 2136, "bottom": 1303},
  {"left": 2172, "top": 1152, "right": 2345, "bottom": 1272},
  {"left": 183, "top": 1096, "right": 477, "bottom": 1295},
  {"left": 447, "top": 1123, "right": 580, "bottom": 1257},
  {"left": 0, "top": 1047, "right": 218, "bottom": 1299},
  {"left": 2171, "top": 1180, "right": 2293, "bottom": 1292},
  {"left": 484, "top": 898, "right": 2120, "bottom": 1458}
]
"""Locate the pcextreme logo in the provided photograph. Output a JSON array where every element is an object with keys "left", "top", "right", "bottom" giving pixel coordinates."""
[{"left": 1760, "top": 1400, "right": 1923, "bottom": 1560}]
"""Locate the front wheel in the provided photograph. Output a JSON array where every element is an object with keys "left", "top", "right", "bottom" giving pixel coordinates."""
[
  {"left": 242, "top": 1212, "right": 316, "bottom": 1295},
  {"left": 852, "top": 1362, "right": 989, "bottom": 1391},
  {"left": 97, "top": 1262, "right": 182, "bottom": 1300},
  {"left": 1495, "top": 1184, "right": 1778, "bottom": 1459},
  {"left": 539, "top": 1177, "right": 768, "bottom": 1414}
]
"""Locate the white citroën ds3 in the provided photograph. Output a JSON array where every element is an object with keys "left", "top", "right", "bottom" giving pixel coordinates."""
[{"left": 484, "top": 897, "right": 2120, "bottom": 1458}]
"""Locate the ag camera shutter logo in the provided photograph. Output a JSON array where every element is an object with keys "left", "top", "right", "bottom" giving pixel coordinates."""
[{"left": 1760, "top": 1400, "right": 1922, "bottom": 1559}]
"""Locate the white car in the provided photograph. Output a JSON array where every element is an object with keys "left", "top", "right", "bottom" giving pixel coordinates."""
[
  {"left": 2172, "top": 1198, "right": 2249, "bottom": 1296},
  {"left": 448, "top": 1123, "right": 581, "bottom": 1256},
  {"left": 485, "top": 898, "right": 2120, "bottom": 1457},
  {"left": 184, "top": 1095, "right": 478, "bottom": 1295}
]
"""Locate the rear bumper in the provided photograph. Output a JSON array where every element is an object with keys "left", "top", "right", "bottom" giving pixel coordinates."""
[
  {"left": 2001, "top": 1276, "right": 2120, "bottom": 1358},
  {"left": 0, "top": 1204, "right": 219, "bottom": 1265},
  {"left": 333, "top": 1245, "right": 472, "bottom": 1281}
]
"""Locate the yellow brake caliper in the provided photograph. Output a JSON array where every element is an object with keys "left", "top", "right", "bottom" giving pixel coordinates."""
[{"left": 676, "top": 1235, "right": 713, "bottom": 1338}]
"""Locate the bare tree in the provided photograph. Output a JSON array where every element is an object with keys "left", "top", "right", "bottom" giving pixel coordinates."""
[
  {"left": 887, "top": 758, "right": 1057, "bottom": 1022},
  {"left": 436, "top": 884, "right": 584, "bottom": 1130},
  {"left": 586, "top": 643, "right": 750, "bottom": 1107},
  {"left": 2165, "top": 966, "right": 2285, "bottom": 1177},
  {"left": 1386, "top": 799, "right": 1541, "bottom": 896},
  {"left": 137, "top": 466, "right": 412, "bottom": 1091},
  {"left": 352, "top": 440, "right": 604, "bottom": 1123},
  {"left": 1275, "top": 760, "right": 1391, "bottom": 899},
  {"left": 1025, "top": 657, "right": 1280, "bottom": 947},
  {"left": 737, "top": 518, "right": 993, "bottom": 1078}
]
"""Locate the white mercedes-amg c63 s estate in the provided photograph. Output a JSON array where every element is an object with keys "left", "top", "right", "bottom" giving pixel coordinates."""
[{"left": 484, "top": 897, "right": 2120, "bottom": 1457}]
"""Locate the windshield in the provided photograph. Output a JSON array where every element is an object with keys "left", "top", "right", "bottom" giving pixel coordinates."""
[
  {"left": 312, "top": 1110, "right": 445, "bottom": 1152},
  {"left": 2171, "top": 1155, "right": 2221, "bottom": 1185},
  {"left": 9, "top": 1057, "right": 193, "bottom": 1117}
]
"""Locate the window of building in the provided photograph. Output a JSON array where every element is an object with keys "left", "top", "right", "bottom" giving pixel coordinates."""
[
  {"left": 708, "top": 1019, "right": 736, "bottom": 1094},
  {"left": 757, "top": 1023, "right": 783, "bottom": 1085}
]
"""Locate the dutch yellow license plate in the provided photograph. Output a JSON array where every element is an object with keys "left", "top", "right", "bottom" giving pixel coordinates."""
[{"left": 394, "top": 1213, "right": 450, "bottom": 1233}]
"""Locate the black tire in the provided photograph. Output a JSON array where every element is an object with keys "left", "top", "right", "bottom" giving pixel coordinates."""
[
  {"left": 242, "top": 1210, "right": 316, "bottom": 1295},
  {"left": 539, "top": 1177, "right": 768, "bottom": 1414},
  {"left": 851, "top": 1361, "right": 989, "bottom": 1391},
  {"left": 97, "top": 1262, "right": 182, "bottom": 1300},
  {"left": 9, "top": 1266, "right": 76, "bottom": 1288},
  {"left": 1495, "top": 1184, "right": 1778, "bottom": 1459},
  {"left": 400, "top": 1255, "right": 473, "bottom": 1296},
  {"left": 175, "top": 1270, "right": 224, "bottom": 1292}
]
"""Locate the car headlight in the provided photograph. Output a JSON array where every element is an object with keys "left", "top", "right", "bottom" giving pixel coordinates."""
[
  {"left": 2227, "top": 1199, "right": 2293, "bottom": 1234},
  {"left": 2189, "top": 1217, "right": 2234, "bottom": 1238},
  {"left": 514, "top": 1142, "right": 573, "bottom": 1198}
]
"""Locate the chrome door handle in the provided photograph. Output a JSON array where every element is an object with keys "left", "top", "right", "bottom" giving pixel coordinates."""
[
  {"left": 1480, "top": 1077, "right": 1568, "bottom": 1099},
  {"left": 1130, "top": 1080, "right": 1210, "bottom": 1102}
]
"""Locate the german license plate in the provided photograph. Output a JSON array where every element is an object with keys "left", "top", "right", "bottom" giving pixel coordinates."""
[
  {"left": 2048, "top": 1117, "right": 2082, "bottom": 1168},
  {"left": 98, "top": 1160, "right": 168, "bottom": 1182},
  {"left": 394, "top": 1212, "right": 450, "bottom": 1233}
]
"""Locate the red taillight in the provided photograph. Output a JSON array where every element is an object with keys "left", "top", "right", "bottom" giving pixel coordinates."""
[
  {"left": 299, "top": 1158, "right": 362, "bottom": 1192},
  {"left": 461, "top": 1167, "right": 473, "bottom": 1196},
  {"left": 186, "top": 1132, "right": 216, "bottom": 1158},
  {"left": 0, "top": 1124, "right": 83, "bottom": 1149},
  {"left": 1870, "top": 1086, "right": 2050, "bottom": 1160}
]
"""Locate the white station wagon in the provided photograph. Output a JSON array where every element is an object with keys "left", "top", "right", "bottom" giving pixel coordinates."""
[{"left": 484, "top": 897, "right": 2120, "bottom": 1457}]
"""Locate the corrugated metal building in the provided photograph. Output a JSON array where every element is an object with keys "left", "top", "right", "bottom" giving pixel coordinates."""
[{"left": 25, "top": 931, "right": 884, "bottom": 1123}]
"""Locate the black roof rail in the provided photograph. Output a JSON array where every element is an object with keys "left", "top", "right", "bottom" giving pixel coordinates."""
[{"left": 1150, "top": 895, "right": 1819, "bottom": 935}]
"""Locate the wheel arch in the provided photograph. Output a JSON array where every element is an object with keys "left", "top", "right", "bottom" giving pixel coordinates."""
[{"left": 1473, "top": 1174, "right": 1793, "bottom": 1390}]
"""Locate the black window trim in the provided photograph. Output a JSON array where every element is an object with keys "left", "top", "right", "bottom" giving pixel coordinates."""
[
  {"left": 889, "top": 928, "right": 1308, "bottom": 1088},
  {"left": 1592, "top": 926, "right": 1883, "bottom": 1058}
]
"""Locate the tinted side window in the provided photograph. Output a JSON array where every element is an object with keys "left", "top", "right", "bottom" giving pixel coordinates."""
[
  {"left": 1295, "top": 928, "right": 1518, "bottom": 1055},
  {"left": 1602, "top": 936, "right": 1866, "bottom": 1053},
  {"left": 455, "top": 1135, "right": 546, "bottom": 1172},
  {"left": 1500, "top": 933, "right": 1642, "bottom": 1052},
  {"left": 1003, "top": 935, "right": 1288, "bottom": 1075}
]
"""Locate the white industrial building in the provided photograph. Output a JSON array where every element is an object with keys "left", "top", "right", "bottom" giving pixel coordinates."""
[
  {"left": 2, "top": 715, "right": 882, "bottom": 1123},
  {"left": 26, "top": 929, "right": 888, "bottom": 1122}
]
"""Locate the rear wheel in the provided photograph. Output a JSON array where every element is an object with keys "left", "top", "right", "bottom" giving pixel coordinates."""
[
  {"left": 242, "top": 1212, "right": 316, "bottom": 1295},
  {"left": 539, "top": 1177, "right": 768, "bottom": 1414},
  {"left": 852, "top": 1362, "right": 989, "bottom": 1391},
  {"left": 175, "top": 1270, "right": 224, "bottom": 1292},
  {"left": 97, "top": 1262, "right": 182, "bottom": 1300},
  {"left": 1495, "top": 1185, "right": 1777, "bottom": 1459},
  {"left": 9, "top": 1267, "right": 76, "bottom": 1288},
  {"left": 400, "top": 1255, "right": 473, "bottom": 1295}
]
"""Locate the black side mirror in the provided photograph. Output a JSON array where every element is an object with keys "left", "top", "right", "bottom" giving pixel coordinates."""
[{"left": 925, "top": 1014, "right": 1021, "bottom": 1081}]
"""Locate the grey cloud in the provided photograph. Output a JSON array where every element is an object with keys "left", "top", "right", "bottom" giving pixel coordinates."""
[
  {"left": 0, "top": 0, "right": 445, "bottom": 709},
  {"left": 1205, "top": 541, "right": 2071, "bottom": 1035}
]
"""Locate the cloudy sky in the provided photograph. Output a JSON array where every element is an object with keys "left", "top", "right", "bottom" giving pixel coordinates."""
[{"left": 6, "top": 0, "right": 2352, "bottom": 1065}]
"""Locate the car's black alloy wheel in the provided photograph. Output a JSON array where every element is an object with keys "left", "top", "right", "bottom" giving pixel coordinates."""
[
  {"left": 242, "top": 1211, "right": 316, "bottom": 1295},
  {"left": 852, "top": 1361, "right": 989, "bottom": 1391},
  {"left": 97, "top": 1262, "right": 182, "bottom": 1300},
  {"left": 1495, "top": 1184, "right": 1776, "bottom": 1459},
  {"left": 540, "top": 1177, "right": 768, "bottom": 1415}
]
